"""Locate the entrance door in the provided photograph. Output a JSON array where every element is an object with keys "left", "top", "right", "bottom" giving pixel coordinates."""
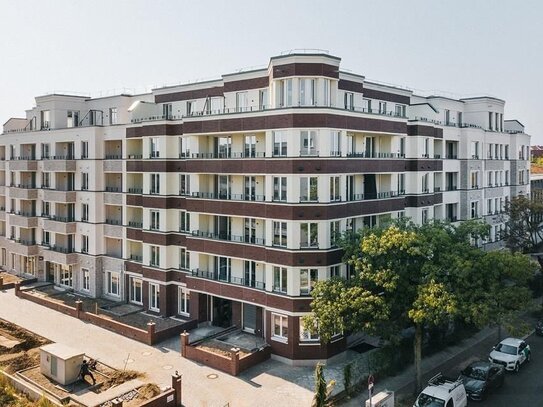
[
  {"left": 243, "top": 304, "right": 257, "bottom": 333},
  {"left": 45, "top": 262, "right": 54, "bottom": 282},
  {"left": 212, "top": 297, "right": 232, "bottom": 328}
]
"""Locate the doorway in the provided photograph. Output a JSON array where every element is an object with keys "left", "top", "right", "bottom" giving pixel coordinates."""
[
  {"left": 212, "top": 297, "right": 232, "bottom": 328},
  {"left": 243, "top": 304, "right": 257, "bottom": 333}
]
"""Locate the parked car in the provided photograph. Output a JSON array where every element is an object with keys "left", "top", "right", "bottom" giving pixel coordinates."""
[
  {"left": 536, "top": 320, "right": 543, "bottom": 336},
  {"left": 488, "top": 337, "right": 531, "bottom": 372},
  {"left": 459, "top": 360, "right": 505, "bottom": 401},
  {"left": 414, "top": 373, "right": 467, "bottom": 407}
]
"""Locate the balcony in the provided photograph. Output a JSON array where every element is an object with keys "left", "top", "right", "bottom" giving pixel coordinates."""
[
  {"left": 42, "top": 245, "right": 78, "bottom": 265},
  {"left": 127, "top": 220, "right": 143, "bottom": 228},
  {"left": 9, "top": 185, "right": 38, "bottom": 200},
  {"left": 190, "top": 230, "right": 265, "bottom": 246},
  {"left": 127, "top": 187, "right": 143, "bottom": 194},
  {"left": 191, "top": 192, "right": 266, "bottom": 202},
  {"left": 346, "top": 152, "right": 403, "bottom": 159},
  {"left": 103, "top": 158, "right": 123, "bottom": 172},
  {"left": 40, "top": 189, "right": 76, "bottom": 203},
  {"left": 42, "top": 217, "right": 77, "bottom": 234},
  {"left": 190, "top": 268, "right": 265, "bottom": 291},
  {"left": 104, "top": 190, "right": 123, "bottom": 205},
  {"left": 128, "top": 254, "right": 143, "bottom": 263},
  {"left": 348, "top": 190, "right": 404, "bottom": 202},
  {"left": 9, "top": 211, "right": 38, "bottom": 228},
  {"left": 188, "top": 152, "right": 266, "bottom": 159},
  {"left": 104, "top": 221, "right": 123, "bottom": 238},
  {"left": 9, "top": 158, "right": 37, "bottom": 171},
  {"left": 41, "top": 158, "right": 76, "bottom": 172}
]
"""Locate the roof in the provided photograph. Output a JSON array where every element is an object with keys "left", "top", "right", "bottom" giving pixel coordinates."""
[
  {"left": 40, "top": 343, "right": 85, "bottom": 360},
  {"left": 500, "top": 337, "right": 523, "bottom": 347},
  {"left": 421, "top": 382, "right": 457, "bottom": 401}
]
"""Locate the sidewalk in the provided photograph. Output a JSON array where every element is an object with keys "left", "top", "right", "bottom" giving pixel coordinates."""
[{"left": 0, "top": 289, "right": 314, "bottom": 407}]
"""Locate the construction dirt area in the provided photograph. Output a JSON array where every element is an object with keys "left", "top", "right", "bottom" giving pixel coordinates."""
[{"left": 0, "top": 318, "right": 163, "bottom": 406}]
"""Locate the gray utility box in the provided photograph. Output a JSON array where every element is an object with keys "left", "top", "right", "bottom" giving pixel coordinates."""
[
  {"left": 366, "top": 390, "right": 395, "bottom": 407},
  {"left": 40, "top": 343, "right": 85, "bottom": 385}
]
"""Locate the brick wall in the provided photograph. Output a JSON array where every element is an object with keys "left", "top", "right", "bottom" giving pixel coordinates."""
[{"left": 140, "top": 388, "right": 177, "bottom": 407}]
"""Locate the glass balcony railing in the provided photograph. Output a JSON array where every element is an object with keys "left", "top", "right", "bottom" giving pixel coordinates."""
[
  {"left": 190, "top": 268, "right": 265, "bottom": 290},
  {"left": 191, "top": 230, "right": 265, "bottom": 246},
  {"left": 191, "top": 192, "right": 266, "bottom": 201}
]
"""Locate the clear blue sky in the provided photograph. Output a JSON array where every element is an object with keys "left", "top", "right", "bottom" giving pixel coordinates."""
[{"left": 1, "top": 0, "right": 542, "bottom": 141}]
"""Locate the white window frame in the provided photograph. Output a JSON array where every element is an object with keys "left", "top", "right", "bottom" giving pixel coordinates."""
[
  {"left": 81, "top": 172, "right": 89, "bottom": 190},
  {"left": 272, "top": 313, "right": 288, "bottom": 342},
  {"left": 300, "top": 177, "right": 318, "bottom": 202},
  {"left": 149, "top": 283, "right": 160, "bottom": 312},
  {"left": 179, "top": 211, "right": 190, "bottom": 233},
  {"left": 150, "top": 210, "right": 160, "bottom": 231},
  {"left": 299, "top": 319, "right": 320, "bottom": 342},
  {"left": 300, "top": 268, "right": 318, "bottom": 295},
  {"left": 178, "top": 287, "right": 190, "bottom": 316},
  {"left": 109, "top": 107, "right": 118, "bottom": 125},
  {"left": 150, "top": 174, "right": 160, "bottom": 194},
  {"left": 130, "top": 277, "right": 143, "bottom": 305},
  {"left": 273, "top": 222, "right": 287, "bottom": 247},
  {"left": 179, "top": 247, "right": 190, "bottom": 270},
  {"left": 273, "top": 131, "right": 287, "bottom": 157},
  {"left": 107, "top": 271, "right": 120, "bottom": 297},
  {"left": 273, "top": 177, "right": 287, "bottom": 201},
  {"left": 82, "top": 268, "right": 90, "bottom": 292},
  {"left": 81, "top": 235, "right": 89, "bottom": 253},
  {"left": 273, "top": 266, "right": 288, "bottom": 293},
  {"left": 150, "top": 245, "right": 160, "bottom": 267},
  {"left": 300, "top": 223, "right": 319, "bottom": 248},
  {"left": 150, "top": 138, "right": 160, "bottom": 158},
  {"left": 179, "top": 174, "right": 190, "bottom": 196}
]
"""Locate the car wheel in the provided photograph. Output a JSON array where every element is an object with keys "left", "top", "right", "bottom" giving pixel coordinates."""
[{"left": 514, "top": 362, "right": 520, "bottom": 373}]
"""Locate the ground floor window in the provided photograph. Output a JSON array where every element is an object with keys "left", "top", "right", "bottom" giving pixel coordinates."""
[
  {"left": 82, "top": 268, "right": 90, "bottom": 291},
  {"left": 55, "top": 264, "right": 73, "bottom": 287},
  {"left": 149, "top": 283, "right": 160, "bottom": 311},
  {"left": 272, "top": 313, "right": 288, "bottom": 341},
  {"left": 178, "top": 287, "right": 190, "bottom": 316},
  {"left": 107, "top": 271, "right": 120, "bottom": 296},
  {"left": 22, "top": 256, "right": 36, "bottom": 276},
  {"left": 299, "top": 318, "right": 320, "bottom": 342},
  {"left": 130, "top": 277, "right": 143, "bottom": 304}
]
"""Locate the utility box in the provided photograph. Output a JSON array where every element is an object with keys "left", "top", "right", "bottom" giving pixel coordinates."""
[
  {"left": 40, "top": 343, "right": 85, "bottom": 385},
  {"left": 366, "top": 390, "right": 395, "bottom": 407}
]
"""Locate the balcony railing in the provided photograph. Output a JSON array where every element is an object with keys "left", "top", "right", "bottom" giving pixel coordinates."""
[
  {"left": 191, "top": 230, "right": 265, "bottom": 246},
  {"left": 105, "top": 219, "right": 123, "bottom": 225},
  {"left": 13, "top": 184, "right": 36, "bottom": 189},
  {"left": 129, "top": 254, "right": 143, "bottom": 262},
  {"left": 346, "top": 152, "right": 403, "bottom": 158},
  {"left": 14, "top": 238, "right": 37, "bottom": 246},
  {"left": 191, "top": 192, "right": 266, "bottom": 202},
  {"left": 348, "top": 190, "right": 404, "bottom": 201},
  {"left": 128, "top": 221, "right": 143, "bottom": 228},
  {"left": 50, "top": 155, "right": 75, "bottom": 160},
  {"left": 47, "top": 215, "right": 76, "bottom": 222},
  {"left": 12, "top": 211, "right": 37, "bottom": 217},
  {"left": 105, "top": 186, "right": 122, "bottom": 192},
  {"left": 446, "top": 185, "right": 458, "bottom": 191},
  {"left": 191, "top": 268, "right": 265, "bottom": 290},
  {"left": 49, "top": 245, "right": 76, "bottom": 254},
  {"left": 105, "top": 154, "right": 122, "bottom": 159},
  {"left": 14, "top": 156, "right": 36, "bottom": 160},
  {"left": 128, "top": 187, "right": 143, "bottom": 194},
  {"left": 127, "top": 154, "right": 143, "bottom": 159}
]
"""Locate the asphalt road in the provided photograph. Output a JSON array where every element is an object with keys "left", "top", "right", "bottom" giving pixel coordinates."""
[{"left": 442, "top": 332, "right": 543, "bottom": 406}]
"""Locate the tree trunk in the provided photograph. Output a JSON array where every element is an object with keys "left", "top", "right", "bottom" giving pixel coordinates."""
[{"left": 414, "top": 324, "right": 423, "bottom": 395}]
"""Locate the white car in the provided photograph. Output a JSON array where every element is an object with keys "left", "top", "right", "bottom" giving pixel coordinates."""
[
  {"left": 414, "top": 373, "right": 467, "bottom": 407},
  {"left": 488, "top": 337, "right": 531, "bottom": 372}
]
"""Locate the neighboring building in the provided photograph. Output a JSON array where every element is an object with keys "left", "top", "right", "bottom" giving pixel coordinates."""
[
  {"left": 531, "top": 144, "right": 543, "bottom": 160},
  {"left": 0, "top": 51, "right": 531, "bottom": 364}
]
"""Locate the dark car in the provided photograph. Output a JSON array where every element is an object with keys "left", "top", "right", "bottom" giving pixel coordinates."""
[
  {"left": 536, "top": 320, "right": 543, "bottom": 336},
  {"left": 459, "top": 361, "right": 505, "bottom": 401}
]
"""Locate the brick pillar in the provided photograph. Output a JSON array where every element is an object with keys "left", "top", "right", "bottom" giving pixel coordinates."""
[
  {"left": 171, "top": 372, "right": 182, "bottom": 406},
  {"left": 180, "top": 331, "right": 189, "bottom": 358},
  {"left": 147, "top": 322, "right": 156, "bottom": 345},
  {"left": 230, "top": 347, "right": 240, "bottom": 376},
  {"left": 111, "top": 398, "right": 123, "bottom": 406},
  {"left": 75, "top": 300, "right": 83, "bottom": 319},
  {"left": 14, "top": 282, "right": 21, "bottom": 297}
]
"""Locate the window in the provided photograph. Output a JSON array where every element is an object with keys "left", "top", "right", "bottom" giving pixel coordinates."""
[
  {"left": 300, "top": 223, "right": 318, "bottom": 248},
  {"left": 273, "top": 177, "right": 287, "bottom": 201},
  {"left": 130, "top": 277, "right": 143, "bottom": 304},
  {"left": 273, "top": 222, "right": 287, "bottom": 247},
  {"left": 424, "top": 138, "right": 430, "bottom": 158},
  {"left": 178, "top": 287, "right": 190, "bottom": 315},
  {"left": 330, "top": 176, "right": 340, "bottom": 201},
  {"left": 471, "top": 201, "right": 479, "bottom": 219},
  {"left": 179, "top": 211, "right": 190, "bottom": 232},
  {"left": 244, "top": 134, "right": 256, "bottom": 158},
  {"left": 41, "top": 143, "right": 50, "bottom": 159},
  {"left": 421, "top": 209, "right": 429, "bottom": 224},
  {"left": 81, "top": 173, "right": 89, "bottom": 190},
  {"left": 59, "top": 265, "right": 72, "bottom": 287},
  {"left": 149, "top": 283, "right": 160, "bottom": 311},
  {"left": 81, "top": 203, "right": 89, "bottom": 222},
  {"left": 487, "top": 199, "right": 493, "bottom": 215},
  {"left": 471, "top": 172, "right": 479, "bottom": 189},
  {"left": 458, "top": 112, "right": 463, "bottom": 126},
  {"left": 179, "top": 247, "right": 190, "bottom": 270},
  {"left": 150, "top": 245, "right": 160, "bottom": 267},
  {"left": 422, "top": 173, "right": 429, "bottom": 193},
  {"left": 300, "top": 319, "right": 319, "bottom": 342},
  {"left": 300, "top": 177, "right": 318, "bottom": 201},
  {"left": 259, "top": 89, "right": 268, "bottom": 110},
  {"left": 273, "top": 266, "right": 288, "bottom": 293},
  {"left": 379, "top": 101, "right": 387, "bottom": 114},
  {"left": 272, "top": 314, "right": 288, "bottom": 340},
  {"left": 42, "top": 201, "right": 50, "bottom": 217},
  {"left": 81, "top": 235, "right": 89, "bottom": 253},
  {"left": 40, "top": 110, "right": 50, "bottom": 129},
  {"left": 273, "top": 131, "right": 287, "bottom": 156},
  {"left": 344, "top": 92, "right": 354, "bottom": 110},
  {"left": 67, "top": 110, "right": 79, "bottom": 128},
  {"left": 236, "top": 91, "right": 248, "bottom": 111},
  {"left": 109, "top": 107, "right": 118, "bottom": 125},
  {"left": 42, "top": 231, "right": 50, "bottom": 246},
  {"left": 444, "top": 109, "right": 450, "bottom": 125},
  {"left": 82, "top": 268, "right": 90, "bottom": 291},
  {"left": 395, "top": 104, "right": 406, "bottom": 117},
  {"left": 489, "top": 112, "right": 493, "bottom": 130},
  {"left": 364, "top": 98, "right": 372, "bottom": 113},
  {"left": 330, "top": 265, "right": 340, "bottom": 278},
  {"left": 42, "top": 172, "right": 50, "bottom": 188},
  {"left": 300, "top": 268, "right": 318, "bottom": 294},
  {"left": 81, "top": 141, "right": 88, "bottom": 159},
  {"left": 299, "top": 78, "right": 316, "bottom": 106},
  {"left": 179, "top": 174, "right": 190, "bottom": 195},
  {"left": 186, "top": 101, "right": 194, "bottom": 116},
  {"left": 300, "top": 130, "right": 317, "bottom": 156},
  {"left": 107, "top": 271, "right": 120, "bottom": 296},
  {"left": 488, "top": 172, "right": 493, "bottom": 187},
  {"left": 330, "top": 131, "right": 341, "bottom": 156},
  {"left": 163, "top": 103, "right": 172, "bottom": 119},
  {"left": 179, "top": 137, "right": 190, "bottom": 157},
  {"left": 323, "top": 79, "right": 331, "bottom": 106},
  {"left": 150, "top": 138, "right": 159, "bottom": 158},
  {"left": 150, "top": 210, "right": 160, "bottom": 230},
  {"left": 398, "top": 173, "right": 405, "bottom": 194},
  {"left": 330, "top": 221, "right": 340, "bottom": 246},
  {"left": 471, "top": 141, "right": 479, "bottom": 159},
  {"left": 279, "top": 79, "right": 293, "bottom": 107},
  {"left": 150, "top": 174, "right": 160, "bottom": 194}
]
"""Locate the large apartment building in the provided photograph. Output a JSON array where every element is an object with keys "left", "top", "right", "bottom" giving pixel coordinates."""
[{"left": 0, "top": 51, "right": 530, "bottom": 364}]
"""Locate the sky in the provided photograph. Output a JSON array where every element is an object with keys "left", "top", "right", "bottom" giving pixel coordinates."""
[{"left": 0, "top": 0, "right": 542, "bottom": 141}]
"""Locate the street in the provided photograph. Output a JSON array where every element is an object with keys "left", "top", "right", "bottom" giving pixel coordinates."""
[{"left": 442, "top": 332, "right": 543, "bottom": 406}]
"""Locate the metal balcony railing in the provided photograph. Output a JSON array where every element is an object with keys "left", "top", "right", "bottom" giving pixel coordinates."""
[
  {"left": 191, "top": 268, "right": 265, "bottom": 290},
  {"left": 191, "top": 192, "right": 266, "bottom": 202},
  {"left": 191, "top": 230, "right": 265, "bottom": 246}
]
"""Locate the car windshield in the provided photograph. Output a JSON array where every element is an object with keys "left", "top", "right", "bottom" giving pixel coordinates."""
[
  {"left": 415, "top": 393, "right": 445, "bottom": 407},
  {"left": 462, "top": 365, "right": 487, "bottom": 380},
  {"left": 495, "top": 343, "right": 517, "bottom": 355}
]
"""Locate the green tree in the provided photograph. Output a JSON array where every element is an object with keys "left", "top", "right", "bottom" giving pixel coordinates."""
[
  {"left": 311, "top": 363, "right": 335, "bottom": 407},
  {"left": 501, "top": 195, "right": 543, "bottom": 255},
  {"left": 305, "top": 220, "right": 535, "bottom": 394}
]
